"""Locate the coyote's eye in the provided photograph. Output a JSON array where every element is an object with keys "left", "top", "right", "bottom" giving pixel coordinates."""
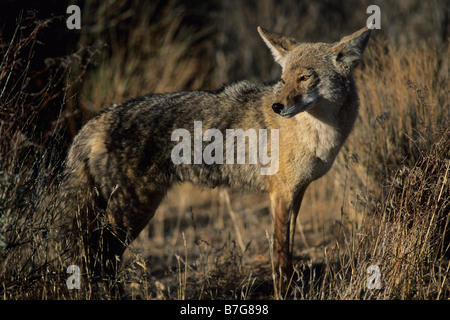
[
  {"left": 281, "top": 79, "right": 285, "bottom": 85},
  {"left": 298, "top": 75, "right": 310, "bottom": 82}
]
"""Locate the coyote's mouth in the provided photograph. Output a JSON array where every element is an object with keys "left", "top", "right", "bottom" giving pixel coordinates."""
[
  {"left": 277, "top": 92, "right": 318, "bottom": 118},
  {"left": 278, "top": 101, "right": 313, "bottom": 118}
]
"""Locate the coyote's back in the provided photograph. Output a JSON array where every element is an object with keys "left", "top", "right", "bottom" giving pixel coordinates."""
[{"left": 61, "top": 24, "right": 372, "bottom": 292}]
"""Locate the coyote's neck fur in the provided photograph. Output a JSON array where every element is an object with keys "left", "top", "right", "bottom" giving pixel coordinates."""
[
  {"left": 298, "top": 111, "right": 343, "bottom": 162},
  {"left": 298, "top": 91, "right": 358, "bottom": 163}
]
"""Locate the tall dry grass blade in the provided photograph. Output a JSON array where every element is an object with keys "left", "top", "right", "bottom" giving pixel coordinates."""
[{"left": 223, "top": 190, "right": 246, "bottom": 253}]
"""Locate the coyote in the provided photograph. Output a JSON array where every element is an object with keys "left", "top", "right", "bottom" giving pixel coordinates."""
[{"left": 62, "top": 25, "right": 372, "bottom": 289}]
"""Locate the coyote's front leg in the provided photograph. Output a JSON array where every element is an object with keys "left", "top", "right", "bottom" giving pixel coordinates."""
[
  {"left": 271, "top": 188, "right": 305, "bottom": 293},
  {"left": 273, "top": 196, "right": 292, "bottom": 279}
]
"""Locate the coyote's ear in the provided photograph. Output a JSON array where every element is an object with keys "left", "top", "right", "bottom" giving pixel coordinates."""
[
  {"left": 332, "top": 25, "right": 372, "bottom": 70},
  {"left": 258, "top": 26, "right": 296, "bottom": 67}
]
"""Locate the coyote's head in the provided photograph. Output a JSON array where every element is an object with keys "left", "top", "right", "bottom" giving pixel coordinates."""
[{"left": 258, "top": 25, "right": 372, "bottom": 118}]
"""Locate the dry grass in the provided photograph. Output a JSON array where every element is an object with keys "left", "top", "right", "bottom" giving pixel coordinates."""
[
  {"left": 0, "top": 1, "right": 449, "bottom": 300},
  {"left": 77, "top": 0, "right": 215, "bottom": 115}
]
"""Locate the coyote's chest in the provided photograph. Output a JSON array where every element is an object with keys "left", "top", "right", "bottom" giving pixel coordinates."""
[
  {"left": 293, "top": 113, "right": 343, "bottom": 181},
  {"left": 311, "top": 119, "right": 342, "bottom": 164}
]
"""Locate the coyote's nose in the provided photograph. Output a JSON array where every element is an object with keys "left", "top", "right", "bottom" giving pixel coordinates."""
[{"left": 272, "top": 103, "right": 284, "bottom": 114}]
